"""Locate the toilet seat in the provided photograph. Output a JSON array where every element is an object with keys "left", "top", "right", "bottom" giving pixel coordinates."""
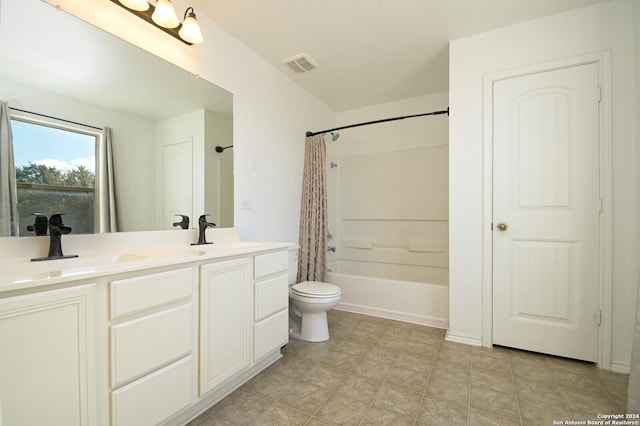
[{"left": 291, "top": 281, "right": 341, "bottom": 299}]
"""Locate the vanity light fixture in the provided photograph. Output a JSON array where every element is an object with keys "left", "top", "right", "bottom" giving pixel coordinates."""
[{"left": 112, "top": 0, "right": 204, "bottom": 45}]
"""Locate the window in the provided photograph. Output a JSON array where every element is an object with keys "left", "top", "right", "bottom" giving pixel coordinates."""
[{"left": 11, "top": 115, "right": 98, "bottom": 236}]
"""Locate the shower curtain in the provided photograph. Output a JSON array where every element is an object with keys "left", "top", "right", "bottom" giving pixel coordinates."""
[
  {"left": 96, "top": 127, "right": 121, "bottom": 232},
  {"left": 0, "top": 101, "right": 18, "bottom": 237},
  {"left": 298, "top": 134, "right": 328, "bottom": 282}
]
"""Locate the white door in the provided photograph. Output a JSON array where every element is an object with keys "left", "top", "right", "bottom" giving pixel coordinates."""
[
  {"left": 492, "top": 63, "right": 601, "bottom": 362},
  {"left": 162, "top": 139, "right": 193, "bottom": 229}
]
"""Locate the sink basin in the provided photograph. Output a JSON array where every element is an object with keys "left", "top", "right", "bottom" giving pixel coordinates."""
[
  {"left": 135, "top": 241, "right": 268, "bottom": 260},
  {"left": 0, "top": 253, "right": 150, "bottom": 285}
]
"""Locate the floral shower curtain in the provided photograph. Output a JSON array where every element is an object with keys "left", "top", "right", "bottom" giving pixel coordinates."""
[
  {"left": 298, "top": 134, "right": 327, "bottom": 283},
  {"left": 0, "top": 101, "right": 18, "bottom": 236}
]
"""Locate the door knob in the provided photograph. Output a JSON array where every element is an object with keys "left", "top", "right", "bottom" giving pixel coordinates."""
[{"left": 496, "top": 222, "right": 508, "bottom": 231}]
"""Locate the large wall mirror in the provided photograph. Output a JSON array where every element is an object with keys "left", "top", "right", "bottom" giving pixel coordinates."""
[{"left": 0, "top": 0, "right": 233, "bottom": 238}]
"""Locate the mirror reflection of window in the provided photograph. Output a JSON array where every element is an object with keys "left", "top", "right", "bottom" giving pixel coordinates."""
[{"left": 11, "top": 116, "right": 98, "bottom": 236}]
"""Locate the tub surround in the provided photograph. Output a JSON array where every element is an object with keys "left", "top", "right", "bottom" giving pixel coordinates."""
[{"left": 0, "top": 228, "right": 291, "bottom": 425}]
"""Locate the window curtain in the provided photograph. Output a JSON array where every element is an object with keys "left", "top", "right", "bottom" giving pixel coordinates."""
[
  {"left": 297, "top": 134, "right": 328, "bottom": 283},
  {"left": 0, "top": 101, "right": 18, "bottom": 237},
  {"left": 96, "top": 127, "right": 121, "bottom": 232}
]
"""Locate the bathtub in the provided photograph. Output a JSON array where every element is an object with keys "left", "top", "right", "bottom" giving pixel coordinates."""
[{"left": 326, "top": 262, "right": 449, "bottom": 329}]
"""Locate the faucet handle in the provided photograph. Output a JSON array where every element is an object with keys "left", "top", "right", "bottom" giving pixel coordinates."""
[
  {"left": 173, "top": 214, "right": 190, "bottom": 229},
  {"left": 49, "top": 213, "right": 66, "bottom": 225},
  {"left": 27, "top": 213, "right": 48, "bottom": 236}
]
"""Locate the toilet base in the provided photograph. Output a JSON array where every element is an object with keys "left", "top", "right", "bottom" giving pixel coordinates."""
[{"left": 300, "top": 311, "right": 329, "bottom": 342}]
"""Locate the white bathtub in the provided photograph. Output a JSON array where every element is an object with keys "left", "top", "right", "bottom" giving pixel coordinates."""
[{"left": 326, "top": 264, "right": 449, "bottom": 329}]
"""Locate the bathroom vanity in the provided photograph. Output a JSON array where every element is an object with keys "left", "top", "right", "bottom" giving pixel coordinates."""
[{"left": 0, "top": 229, "right": 290, "bottom": 425}]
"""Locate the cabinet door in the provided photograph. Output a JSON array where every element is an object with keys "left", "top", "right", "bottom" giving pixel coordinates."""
[
  {"left": 199, "top": 257, "right": 251, "bottom": 395},
  {"left": 0, "top": 284, "right": 96, "bottom": 426}
]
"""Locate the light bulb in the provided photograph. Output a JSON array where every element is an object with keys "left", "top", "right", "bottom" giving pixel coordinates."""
[
  {"left": 152, "top": 0, "right": 179, "bottom": 28},
  {"left": 118, "top": 0, "right": 149, "bottom": 11},
  {"left": 179, "top": 9, "right": 204, "bottom": 44}
]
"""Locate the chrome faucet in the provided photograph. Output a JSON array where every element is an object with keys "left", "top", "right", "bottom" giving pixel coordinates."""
[{"left": 192, "top": 214, "right": 216, "bottom": 245}]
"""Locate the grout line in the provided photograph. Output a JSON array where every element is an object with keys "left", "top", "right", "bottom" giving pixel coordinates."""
[
  {"left": 412, "top": 334, "right": 442, "bottom": 426},
  {"left": 505, "top": 349, "right": 524, "bottom": 425}
]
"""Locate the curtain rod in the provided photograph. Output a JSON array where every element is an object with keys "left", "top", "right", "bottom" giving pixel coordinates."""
[
  {"left": 9, "top": 107, "right": 103, "bottom": 131},
  {"left": 305, "top": 107, "right": 449, "bottom": 138}
]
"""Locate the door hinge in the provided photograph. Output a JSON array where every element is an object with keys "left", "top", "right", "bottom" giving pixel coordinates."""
[
  {"left": 599, "top": 197, "right": 603, "bottom": 214},
  {"left": 596, "top": 85, "right": 602, "bottom": 102},
  {"left": 595, "top": 309, "right": 602, "bottom": 326}
]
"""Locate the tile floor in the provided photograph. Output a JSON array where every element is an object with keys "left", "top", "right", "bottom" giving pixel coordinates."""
[{"left": 189, "top": 310, "right": 629, "bottom": 425}]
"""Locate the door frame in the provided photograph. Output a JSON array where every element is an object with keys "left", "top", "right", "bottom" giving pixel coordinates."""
[{"left": 481, "top": 51, "right": 613, "bottom": 368}]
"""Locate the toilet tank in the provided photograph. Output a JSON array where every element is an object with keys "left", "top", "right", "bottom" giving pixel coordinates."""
[{"left": 288, "top": 244, "right": 300, "bottom": 285}]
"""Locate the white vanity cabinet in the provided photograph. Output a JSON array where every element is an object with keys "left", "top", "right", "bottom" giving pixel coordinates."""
[
  {"left": 253, "top": 250, "right": 289, "bottom": 361},
  {"left": 199, "top": 257, "right": 252, "bottom": 395},
  {"left": 0, "top": 283, "right": 97, "bottom": 426},
  {"left": 0, "top": 237, "right": 291, "bottom": 426},
  {"left": 108, "top": 267, "right": 195, "bottom": 426}
]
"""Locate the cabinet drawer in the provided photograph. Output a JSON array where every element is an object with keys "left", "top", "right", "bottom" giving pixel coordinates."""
[
  {"left": 111, "top": 356, "right": 192, "bottom": 426},
  {"left": 110, "top": 267, "right": 193, "bottom": 319},
  {"left": 255, "top": 274, "right": 288, "bottom": 322},
  {"left": 254, "top": 250, "right": 288, "bottom": 280},
  {"left": 111, "top": 304, "right": 192, "bottom": 387},
  {"left": 254, "top": 308, "right": 288, "bottom": 361}
]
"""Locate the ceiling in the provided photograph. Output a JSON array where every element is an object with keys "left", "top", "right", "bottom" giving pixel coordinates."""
[{"left": 191, "top": 0, "right": 610, "bottom": 112}]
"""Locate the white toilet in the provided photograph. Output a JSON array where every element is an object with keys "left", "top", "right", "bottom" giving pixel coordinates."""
[{"left": 288, "top": 247, "right": 341, "bottom": 342}]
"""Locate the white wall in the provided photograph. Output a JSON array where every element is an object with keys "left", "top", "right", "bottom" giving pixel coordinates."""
[
  {"left": 0, "top": 76, "right": 157, "bottom": 232},
  {"left": 328, "top": 91, "right": 449, "bottom": 326},
  {"left": 48, "top": 0, "right": 336, "bottom": 244},
  {"left": 449, "top": 0, "right": 637, "bottom": 370},
  {"left": 330, "top": 91, "right": 449, "bottom": 283}
]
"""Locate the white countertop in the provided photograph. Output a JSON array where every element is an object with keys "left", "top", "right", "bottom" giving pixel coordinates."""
[{"left": 0, "top": 238, "right": 291, "bottom": 294}]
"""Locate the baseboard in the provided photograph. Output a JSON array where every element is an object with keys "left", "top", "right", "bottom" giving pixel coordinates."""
[
  {"left": 610, "top": 361, "right": 631, "bottom": 374},
  {"left": 444, "top": 330, "right": 483, "bottom": 347},
  {"left": 335, "top": 302, "right": 448, "bottom": 329}
]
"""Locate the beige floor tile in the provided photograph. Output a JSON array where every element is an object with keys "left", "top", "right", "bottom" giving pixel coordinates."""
[
  {"left": 360, "top": 406, "right": 415, "bottom": 425},
  {"left": 351, "top": 356, "right": 393, "bottom": 380},
  {"left": 386, "top": 365, "right": 430, "bottom": 394},
  {"left": 395, "top": 351, "right": 435, "bottom": 373},
  {"left": 278, "top": 381, "right": 334, "bottom": 415},
  {"left": 416, "top": 397, "right": 467, "bottom": 426},
  {"left": 333, "top": 373, "right": 383, "bottom": 403},
  {"left": 471, "top": 368, "right": 516, "bottom": 394},
  {"left": 245, "top": 370, "right": 296, "bottom": 400},
  {"left": 315, "top": 394, "right": 370, "bottom": 425},
  {"left": 374, "top": 382, "right": 423, "bottom": 417},
  {"left": 251, "top": 403, "right": 310, "bottom": 426},
  {"left": 188, "top": 311, "right": 632, "bottom": 426},
  {"left": 468, "top": 407, "right": 521, "bottom": 426},
  {"left": 302, "top": 363, "right": 347, "bottom": 390},
  {"left": 425, "top": 374, "right": 470, "bottom": 407},
  {"left": 518, "top": 395, "right": 571, "bottom": 425},
  {"left": 470, "top": 385, "right": 520, "bottom": 420},
  {"left": 212, "top": 389, "right": 273, "bottom": 425},
  {"left": 561, "top": 388, "right": 618, "bottom": 420}
]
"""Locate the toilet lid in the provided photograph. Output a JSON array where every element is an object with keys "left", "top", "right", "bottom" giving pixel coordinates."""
[{"left": 291, "top": 281, "right": 341, "bottom": 298}]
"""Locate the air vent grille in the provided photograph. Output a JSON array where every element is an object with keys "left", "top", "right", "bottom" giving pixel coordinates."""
[{"left": 283, "top": 53, "right": 317, "bottom": 74}]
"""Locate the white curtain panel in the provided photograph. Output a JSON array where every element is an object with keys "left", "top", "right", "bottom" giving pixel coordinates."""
[
  {"left": 96, "top": 127, "right": 121, "bottom": 232},
  {"left": 298, "top": 135, "right": 328, "bottom": 283},
  {"left": 0, "top": 101, "right": 18, "bottom": 236}
]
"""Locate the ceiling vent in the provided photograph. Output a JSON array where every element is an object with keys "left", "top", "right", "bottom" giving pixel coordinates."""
[{"left": 283, "top": 53, "right": 317, "bottom": 74}]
